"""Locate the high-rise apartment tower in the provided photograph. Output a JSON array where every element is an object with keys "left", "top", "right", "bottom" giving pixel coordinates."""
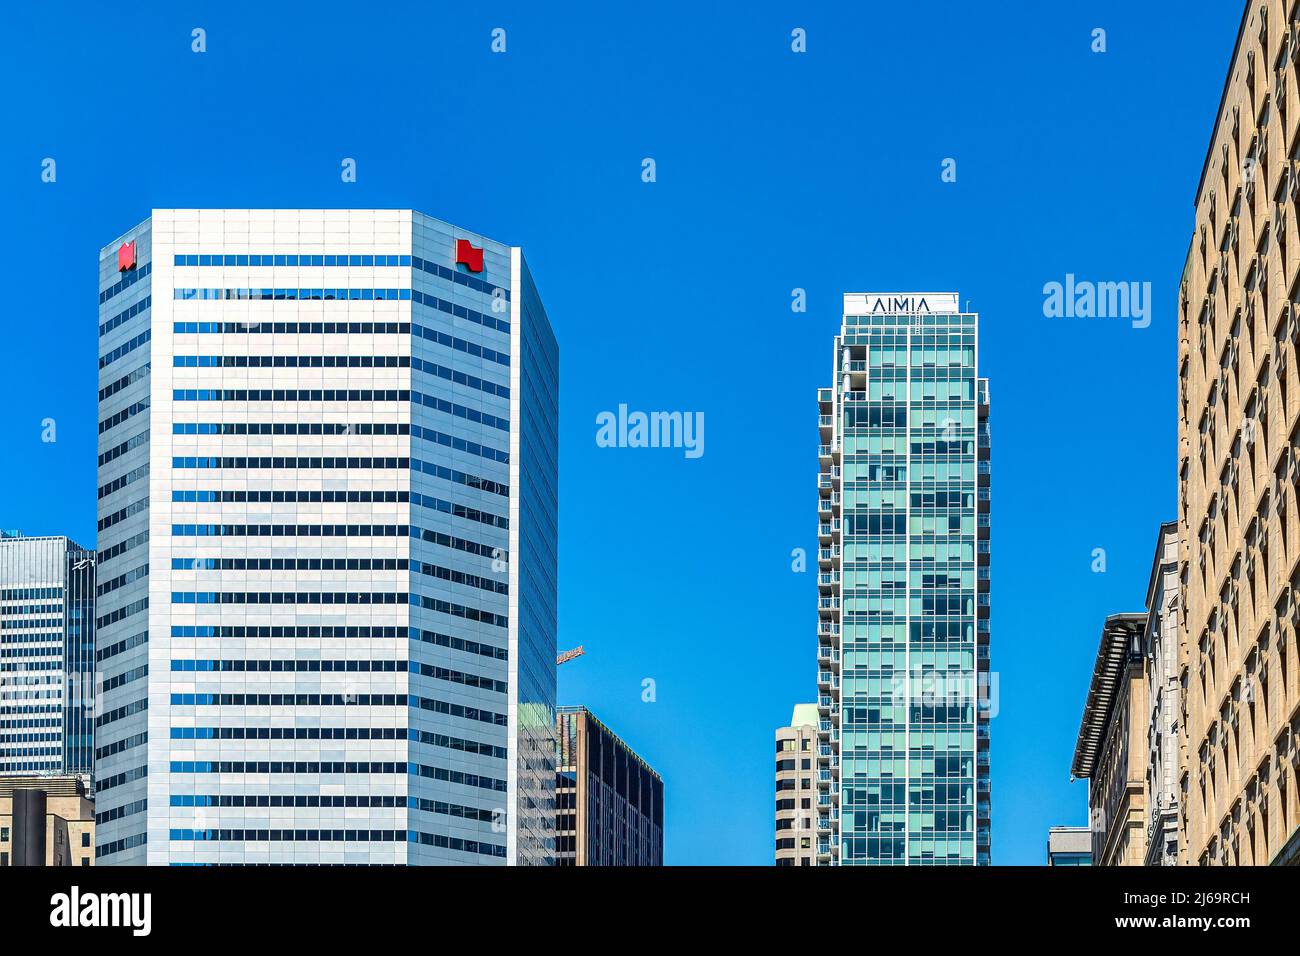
[{"left": 815, "top": 292, "right": 991, "bottom": 865}]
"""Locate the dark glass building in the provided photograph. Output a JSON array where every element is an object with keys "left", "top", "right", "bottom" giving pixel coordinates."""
[{"left": 555, "top": 706, "right": 663, "bottom": 866}]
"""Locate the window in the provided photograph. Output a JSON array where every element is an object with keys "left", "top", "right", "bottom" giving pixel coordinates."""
[
  {"left": 81, "top": 832, "right": 90, "bottom": 848},
  {"left": 81, "top": 857, "right": 90, "bottom": 866}
]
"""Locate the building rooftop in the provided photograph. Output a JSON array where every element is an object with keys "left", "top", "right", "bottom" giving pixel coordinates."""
[
  {"left": 1047, "top": 826, "right": 1092, "bottom": 857},
  {"left": 557, "top": 706, "right": 662, "bottom": 781},
  {"left": 0, "top": 775, "right": 88, "bottom": 798},
  {"left": 790, "top": 703, "right": 819, "bottom": 728}
]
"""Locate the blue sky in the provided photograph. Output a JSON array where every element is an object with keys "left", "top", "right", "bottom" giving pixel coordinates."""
[{"left": 2, "top": 1, "right": 1243, "bottom": 864}]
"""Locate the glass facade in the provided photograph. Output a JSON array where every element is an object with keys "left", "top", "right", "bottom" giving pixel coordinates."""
[
  {"left": 554, "top": 706, "right": 663, "bottom": 866},
  {"left": 95, "top": 210, "right": 558, "bottom": 865},
  {"left": 507, "top": 254, "right": 560, "bottom": 865},
  {"left": 818, "top": 294, "right": 991, "bottom": 865}
]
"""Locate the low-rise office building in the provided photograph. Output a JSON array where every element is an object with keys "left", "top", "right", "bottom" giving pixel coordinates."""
[
  {"left": 0, "top": 775, "right": 95, "bottom": 866},
  {"left": 1047, "top": 825, "right": 1092, "bottom": 866},
  {"left": 1142, "top": 522, "right": 1185, "bottom": 865},
  {"left": 1072, "top": 613, "right": 1149, "bottom": 866}
]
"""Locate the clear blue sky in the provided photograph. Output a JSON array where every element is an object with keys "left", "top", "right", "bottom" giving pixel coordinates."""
[{"left": 3, "top": 1, "right": 1243, "bottom": 864}]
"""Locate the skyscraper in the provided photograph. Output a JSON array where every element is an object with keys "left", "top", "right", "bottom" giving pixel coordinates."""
[
  {"left": 0, "top": 532, "right": 95, "bottom": 777},
  {"left": 554, "top": 706, "right": 663, "bottom": 866},
  {"left": 94, "top": 209, "right": 558, "bottom": 865},
  {"left": 816, "top": 292, "right": 991, "bottom": 865}
]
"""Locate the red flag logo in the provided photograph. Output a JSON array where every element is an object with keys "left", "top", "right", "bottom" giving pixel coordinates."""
[
  {"left": 118, "top": 241, "right": 137, "bottom": 272},
  {"left": 455, "top": 238, "right": 484, "bottom": 273}
]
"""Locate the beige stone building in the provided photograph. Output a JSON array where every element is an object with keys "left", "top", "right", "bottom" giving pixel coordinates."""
[
  {"left": 0, "top": 776, "right": 94, "bottom": 867},
  {"left": 1177, "top": 0, "right": 1300, "bottom": 866},
  {"left": 1072, "top": 615, "right": 1149, "bottom": 866},
  {"left": 775, "top": 704, "right": 822, "bottom": 866},
  {"left": 1143, "top": 522, "right": 1186, "bottom": 865}
]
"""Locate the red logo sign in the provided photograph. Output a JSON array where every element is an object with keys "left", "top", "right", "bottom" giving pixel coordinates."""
[
  {"left": 455, "top": 238, "right": 484, "bottom": 273},
  {"left": 117, "top": 241, "right": 137, "bottom": 272}
]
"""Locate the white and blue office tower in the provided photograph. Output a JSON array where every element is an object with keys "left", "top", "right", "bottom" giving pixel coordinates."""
[
  {"left": 816, "top": 293, "right": 991, "bottom": 865},
  {"left": 94, "top": 210, "right": 559, "bottom": 865}
]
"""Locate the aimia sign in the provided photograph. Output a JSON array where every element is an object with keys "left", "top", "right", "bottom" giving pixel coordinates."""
[
  {"left": 847, "top": 292, "right": 960, "bottom": 315},
  {"left": 868, "top": 295, "right": 932, "bottom": 313}
]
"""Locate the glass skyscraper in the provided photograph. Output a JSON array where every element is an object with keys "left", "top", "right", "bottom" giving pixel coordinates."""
[
  {"left": 816, "top": 292, "right": 991, "bottom": 865},
  {"left": 0, "top": 532, "right": 96, "bottom": 777},
  {"left": 94, "top": 210, "right": 558, "bottom": 865}
]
